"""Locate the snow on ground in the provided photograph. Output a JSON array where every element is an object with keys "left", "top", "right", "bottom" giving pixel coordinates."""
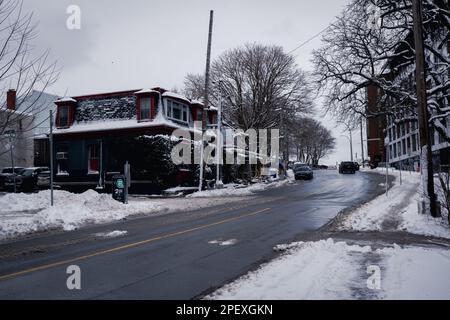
[
  {"left": 208, "top": 239, "right": 238, "bottom": 246},
  {"left": 208, "top": 239, "right": 371, "bottom": 300},
  {"left": 340, "top": 168, "right": 450, "bottom": 239},
  {"left": 379, "top": 245, "right": 450, "bottom": 299},
  {"left": 0, "top": 177, "right": 293, "bottom": 240},
  {"left": 0, "top": 190, "right": 159, "bottom": 239},
  {"left": 208, "top": 239, "right": 450, "bottom": 300},
  {"left": 188, "top": 175, "right": 293, "bottom": 198},
  {"left": 95, "top": 230, "right": 128, "bottom": 238}
]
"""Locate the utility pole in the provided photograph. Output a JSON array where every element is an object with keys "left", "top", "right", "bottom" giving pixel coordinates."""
[
  {"left": 360, "top": 117, "right": 365, "bottom": 167},
  {"left": 385, "top": 123, "right": 389, "bottom": 196},
  {"left": 350, "top": 129, "right": 353, "bottom": 162},
  {"left": 49, "top": 110, "right": 54, "bottom": 206},
  {"left": 6, "top": 130, "right": 17, "bottom": 193},
  {"left": 216, "top": 81, "right": 223, "bottom": 188},
  {"left": 412, "top": 0, "right": 437, "bottom": 217},
  {"left": 199, "top": 10, "right": 214, "bottom": 192}
]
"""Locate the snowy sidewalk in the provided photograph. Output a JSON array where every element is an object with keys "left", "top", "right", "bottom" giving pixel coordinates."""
[
  {"left": 208, "top": 239, "right": 450, "bottom": 300},
  {"left": 208, "top": 169, "right": 450, "bottom": 300}
]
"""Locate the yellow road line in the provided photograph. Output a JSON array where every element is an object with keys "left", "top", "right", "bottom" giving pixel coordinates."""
[{"left": 0, "top": 207, "right": 272, "bottom": 282}]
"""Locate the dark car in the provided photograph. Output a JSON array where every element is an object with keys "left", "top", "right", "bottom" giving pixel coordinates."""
[
  {"left": 4, "top": 167, "right": 49, "bottom": 192},
  {"left": 339, "top": 161, "right": 356, "bottom": 174},
  {"left": 353, "top": 162, "right": 360, "bottom": 171},
  {"left": 293, "top": 164, "right": 314, "bottom": 180},
  {"left": 0, "top": 167, "right": 25, "bottom": 190}
]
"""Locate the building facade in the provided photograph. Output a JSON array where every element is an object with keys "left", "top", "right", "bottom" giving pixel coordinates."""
[
  {"left": 0, "top": 90, "right": 58, "bottom": 169},
  {"left": 52, "top": 87, "right": 217, "bottom": 192}
]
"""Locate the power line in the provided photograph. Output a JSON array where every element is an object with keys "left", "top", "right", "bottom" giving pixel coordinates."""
[{"left": 287, "top": 25, "right": 332, "bottom": 55}]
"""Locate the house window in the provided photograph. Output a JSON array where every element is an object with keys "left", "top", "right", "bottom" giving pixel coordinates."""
[
  {"left": 58, "top": 106, "right": 69, "bottom": 127},
  {"left": 56, "top": 146, "right": 69, "bottom": 176},
  {"left": 140, "top": 97, "right": 151, "bottom": 120},
  {"left": 88, "top": 144, "right": 100, "bottom": 173},
  {"left": 166, "top": 100, "right": 189, "bottom": 124}
]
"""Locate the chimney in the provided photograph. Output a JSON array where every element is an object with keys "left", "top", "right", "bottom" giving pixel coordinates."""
[{"left": 6, "top": 89, "right": 16, "bottom": 110}]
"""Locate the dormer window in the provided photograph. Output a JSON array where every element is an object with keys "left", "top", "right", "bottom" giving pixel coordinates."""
[
  {"left": 135, "top": 89, "right": 158, "bottom": 121},
  {"left": 140, "top": 97, "right": 151, "bottom": 120},
  {"left": 58, "top": 105, "right": 69, "bottom": 128},
  {"left": 55, "top": 97, "right": 76, "bottom": 128}
]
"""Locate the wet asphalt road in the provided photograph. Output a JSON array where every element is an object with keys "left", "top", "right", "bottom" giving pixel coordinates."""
[{"left": 0, "top": 170, "right": 385, "bottom": 299}]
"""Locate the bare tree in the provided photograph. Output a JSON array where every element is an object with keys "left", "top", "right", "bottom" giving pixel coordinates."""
[
  {"left": 0, "top": 0, "right": 58, "bottom": 136},
  {"left": 290, "top": 117, "right": 336, "bottom": 165},
  {"left": 184, "top": 43, "right": 314, "bottom": 130},
  {"left": 313, "top": 0, "right": 449, "bottom": 141}
]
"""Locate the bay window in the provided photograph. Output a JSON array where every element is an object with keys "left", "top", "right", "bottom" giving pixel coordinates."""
[{"left": 166, "top": 99, "right": 189, "bottom": 124}]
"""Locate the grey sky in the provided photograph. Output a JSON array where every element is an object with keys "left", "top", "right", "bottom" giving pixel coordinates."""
[{"left": 23, "top": 0, "right": 363, "bottom": 165}]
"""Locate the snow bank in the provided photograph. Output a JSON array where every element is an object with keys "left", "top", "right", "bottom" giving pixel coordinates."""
[
  {"left": 188, "top": 178, "right": 292, "bottom": 198},
  {"left": 209, "top": 239, "right": 450, "bottom": 300},
  {"left": 0, "top": 190, "right": 159, "bottom": 239},
  {"left": 340, "top": 169, "right": 450, "bottom": 239},
  {"left": 207, "top": 239, "right": 371, "bottom": 300}
]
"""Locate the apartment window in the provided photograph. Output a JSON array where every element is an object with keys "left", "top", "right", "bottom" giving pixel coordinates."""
[
  {"left": 389, "top": 145, "right": 393, "bottom": 159},
  {"left": 140, "top": 97, "right": 151, "bottom": 120},
  {"left": 397, "top": 142, "right": 401, "bottom": 156},
  {"left": 402, "top": 139, "right": 406, "bottom": 155},
  {"left": 393, "top": 144, "right": 397, "bottom": 158},
  {"left": 58, "top": 106, "right": 69, "bottom": 127},
  {"left": 88, "top": 144, "right": 100, "bottom": 173},
  {"left": 412, "top": 134, "right": 417, "bottom": 152},
  {"left": 411, "top": 121, "right": 416, "bottom": 131},
  {"left": 407, "top": 138, "right": 411, "bottom": 154},
  {"left": 396, "top": 126, "right": 400, "bottom": 139},
  {"left": 166, "top": 100, "right": 189, "bottom": 123}
]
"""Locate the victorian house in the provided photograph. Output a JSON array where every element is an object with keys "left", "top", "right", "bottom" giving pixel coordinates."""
[{"left": 52, "top": 87, "right": 217, "bottom": 191}]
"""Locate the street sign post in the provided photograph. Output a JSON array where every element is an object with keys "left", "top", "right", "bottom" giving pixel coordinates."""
[{"left": 112, "top": 175, "right": 127, "bottom": 203}]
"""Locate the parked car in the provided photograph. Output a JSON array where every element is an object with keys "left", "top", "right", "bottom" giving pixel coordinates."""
[
  {"left": 37, "top": 171, "right": 51, "bottom": 189},
  {"left": 4, "top": 167, "right": 49, "bottom": 192},
  {"left": 339, "top": 161, "right": 356, "bottom": 174},
  {"left": 293, "top": 164, "right": 314, "bottom": 180},
  {"left": 0, "top": 167, "right": 25, "bottom": 190},
  {"left": 353, "top": 162, "right": 360, "bottom": 171}
]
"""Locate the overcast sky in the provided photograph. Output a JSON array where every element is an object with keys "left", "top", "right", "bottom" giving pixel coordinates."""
[{"left": 23, "top": 0, "right": 364, "bottom": 165}]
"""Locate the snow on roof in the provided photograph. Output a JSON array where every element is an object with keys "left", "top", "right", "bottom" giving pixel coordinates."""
[
  {"left": 52, "top": 116, "right": 202, "bottom": 135},
  {"left": 134, "top": 89, "right": 160, "bottom": 95},
  {"left": 208, "top": 106, "right": 218, "bottom": 111},
  {"left": 191, "top": 99, "right": 204, "bottom": 106},
  {"left": 55, "top": 97, "right": 77, "bottom": 103},
  {"left": 161, "top": 91, "right": 191, "bottom": 104},
  {"left": 0, "top": 107, "right": 33, "bottom": 117}
]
